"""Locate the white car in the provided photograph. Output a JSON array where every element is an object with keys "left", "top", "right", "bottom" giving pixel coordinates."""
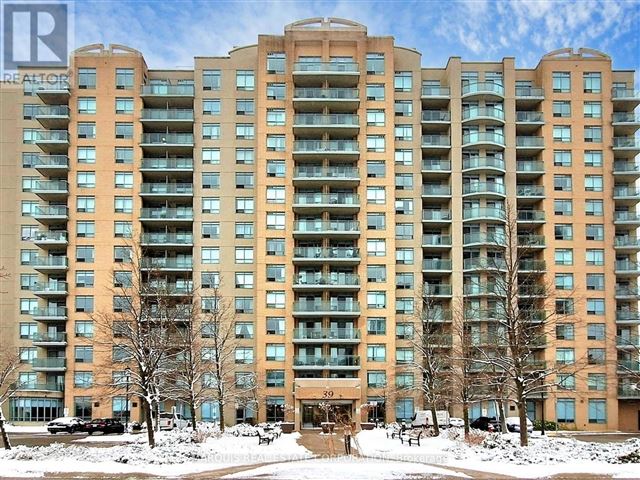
[
  {"left": 156, "top": 412, "right": 190, "bottom": 430},
  {"left": 449, "top": 417, "right": 465, "bottom": 428},
  {"left": 47, "top": 417, "right": 86, "bottom": 434},
  {"left": 505, "top": 416, "right": 533, "bottom": 433}
]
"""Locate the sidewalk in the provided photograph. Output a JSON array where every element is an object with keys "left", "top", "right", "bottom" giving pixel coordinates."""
[{"left": 297, "top": 429, "right": 357, "bottom": 457}]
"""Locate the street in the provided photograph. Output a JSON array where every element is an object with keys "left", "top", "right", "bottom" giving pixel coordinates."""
[{"left": 5, "top": 431, "right": 128, "bottom": 448}]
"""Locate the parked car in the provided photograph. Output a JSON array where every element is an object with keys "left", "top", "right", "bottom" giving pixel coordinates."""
[
  {"left": 156, "top": 412, "right": 190, "bottom": 430},
  {"left": 85, "top": 418, "right": 126, "bottom": 435},
  {"left": 505, "top": 416, "right": 533, "bottom": 433},
  {"left": 411, "top": 410, "right": 450, "bottom": 428},
  {"left": 449, "top": 417, "right": 465, "bottom": 428},
  {"left": 470, "top": 416, "right": 500, "bottom": 432},
  {"left": 47, "top": 417, "right": 86, "bottom": 434}
]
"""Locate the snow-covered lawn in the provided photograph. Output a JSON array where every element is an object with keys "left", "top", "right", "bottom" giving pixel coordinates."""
[
  {"left": 3, "top": 424, "right": 48, "bottom": 434},
  {"left": 0, "top": 430, "right": 312, "bottom": 478},
  {"left": 356, "top": 428, "right": 640, "bottom": 479}
]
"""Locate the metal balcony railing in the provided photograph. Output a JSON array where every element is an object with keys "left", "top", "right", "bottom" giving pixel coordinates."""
[
  {"left": 140, "top": 208, "right": 194, "bottom": 220},
  {"left": 422, "top": 110, "right": 451, "bottom": 121},
  {"left": 141, "top": 84, "right": 195, "bottom": 96},
  {"left": 141, "top": 109, "right": 194, "bottom": 120},
  {"left": 422, "top": 234, "right": 452, "bottom": 246},
  {"left": 140, "top": 233, "right": 193, "bottom": 244},
  {"left": 293, "top": 328, "right": 361, "bottom": 340},
  {"left": 515, "top": 87, "right": 544, "bottom": 98},
  {"left": 294, "top": 273, "right": 360, "bottom": 286},
  {"left": 293, "top": 193, "right": 359, "bottom": 206},
  {"left": 141, "top": 158, "right": 194, "bottom": 170},
  {"left": 293, "top": 355, "right": 360, "bottom": 366},
  {"left": 463, "top": 157, "right": 505, "bottom": 170},
  {"left": 293, "top": 140, "right": 358, "bottom": 152},
  {"left": 462, "top": 182, "right": 506, "bottom": 195},
  {"left": 293, "top": 247, "right": 360, "bottom": 260},
  {"left": 421, "top": 86, "right": 450, "bottom": 97},
  {"left": 140, "top": 183, "right": 193, "bottom": 194},
  {"left": 293, "top": 166, "right": 359, "bottom": 179},
  {"left": 293, "top": 114, "right": 359, "bottom": 126},
  {"left": 293, "top": 88, "right": 359, "bottom": 99},
  {"left": 293, "top": 220, "right": 360, "bottom": 232},
  {"left": 292, "top": 300, "right": 360, "bottom": 313},
  {"left": 462, "top": 82, "right": 504, "bottom": 96},
  {"left": 141, "top": 133, "right": 194, "bottom": 144},
  {"left": 422, "top": 259, "right": 452, "bottom": 270},
  {"left": 516, "top": 111, "right": 544, "bottom": 122},
  {"left": 293, "top": 62, "right": 359, "bottom": 73}
]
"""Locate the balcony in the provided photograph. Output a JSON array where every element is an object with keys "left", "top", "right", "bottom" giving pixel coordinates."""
[
  {"left": 10, "top": 382, "right": 64, "bottom": 393},
  {"left": 516, "top": 160, "right": 545, "bottom": 178},
  {"left": 32, "top": 230, "right": 68, "bottom": 248},
  {"left": 33, "top": 155, "right": 69, "bottom": 176},
  {"left": 141, "top": 257, "right": 193, "bottom": 271},
  {"left": 463, "top": 207, "right": 506, "bottom": 222},
  {"left": 613, "top": 161, "right": 640, "bottom": 180},
  {"left": 422, "top": 210, "right": 452, "bottom": 224},
  {"left": 140, "top": 208, "right": 193, "bottom": 223},
  {"left": 462, "top": 182, "right": 506, "bottom": 199},
  {"left": 140, "top": 183, "right": 193, "bottom": 199},
  {"left": 142, "top": 283, "right": 193, "bottom": 296},
  {"left": 464, "top": 283, "right": 500, "bottom": 296},
  {"left": 423, "top": 283, "right": 452, "bottom": 297},
  {"left": 140, "top": 133, "right": 194, "bottom": 153},
  {"left": 518, "top": 285, "right": 546, "bottom": 297},
  {"left": 516, "top": 185, "right": 545, "bottom": 202},
  {"left": 31, "top": 256, "right": 68, "bottom": 273},
  {"left": 35, "top": 80, "right": 70, "bottom": 104},
  {"left": 31, "top": 281, "right": 68, "bottom": 298},
  {"left": 462, "top": 106, "right": 505, "bottom": 125},
  {"left": 293, "top": 166, "right": 359, "bottom": 186},
  {"left": 422, "top": 234, "right": 452, "bottom": 249},
  {"left": 140, "top": 109, "right": 194, "bottom": 129},
  {"left": 421, "top": 135, "right": 451, "bottom": 153},
  {"left": 35, "top": 105, "right": 70, "bottom": 129},
  {"left": 32, "top": 358, "right": 66, "bottom": 372},
  {"left": 613, "top": 137, "right": 640, "bottom": 157},
  {"left": 293, "top": 247, "right": 360, "bottom": 265},
  {"left": 30, "top": 307, "right": 67, "bottom": 322},
  {"left": 31, "top": 332, "right": 67, "bottom": 346},
  {"left": 35, "top": 130, "right": 69, "bottom": 153},
  {"left": 140, "top": 84, "right": 195, "bottom": 107},
  {"left": 616, "top": 311, "right": 640, "bottom": 324},
  {"left": 292, "top": 62, "right": 359, "bottom": 86},
  {"left": 292, "top": 328, "right": 361, "bottom": 344},
  {"left": 617, "top": 335, "right": 640, "bottom": 349},
  {"left": 293, "top": 114, "right": 359, "bottom": 136},
  {"left": 518, "top": 259, "right": 546, "bottom": 272},
  {"left": 32, "top": 180, "right": 68, "bottom": 200},
  {"left": 462, "top": 82, "right": 505, "bottom": 100},
  {"left": 613, "top": 186, "right": 640, "bottom": 204},
  {"left": 518, "top": 235, "right": 546, "bottom": 248},
  {"left": 422, "top": 159, "right": 451, "bottom": 175},
  {"left": 292, "top": 300, "right": 361, "bottom": 317},
  {"left": 612, "top": 112, "right": 640, "bottom": 135},
  {"left": 515, "top": 111, "right": 544, "bottom": 133},
  {"left": 462, "top": 157, "right": 505, "bottom": 174},
  {"left": 612, "top": 88, "right": 640, "bottom": 106},
  {"left": 293, "top": 140, "right": 359, "bottom": 160},
  {"left": 517, "top": 210, "right": 545, "bottom": 223},
  {"left": 463, "top": 257, "right": 507, "bottom": 271},
  {"left": 615, "top": 260, "right": 640, "bottom": 276},
  {"left": 293, "top": 273, "right": 360, "bottom": 291},
  {"left": 293, "top": 220, "right": 360, "bottom": 239},
  {"left": 618, "top": 386, "right": 640, "bottom": 399},
  {"left": 421, "top": 86, "right": 451, "bottom": 107},
  {"left": 292, "top": 355, "right": 360, "bottom": 369},
  {"left": 614, "top": 236, "right": 640, "bottom": 251},
  {"left": 614, "top": 211, "right": 640, "bottom": 225},
  {"left": 292, "top": 193, "right": 360, "bottom": 214},
  {"left": 464, "top": 309, "right": 499, "bottom": 322},
  {"left": 516, "top": 136, "right": 545, "bottom": 154},
  {"left": 292, "top": 88, "right": 360, "bottom": 111},
  {"left": 463, "top": 232, "right": 506, "bottom": 247},
  {"left": 422, "top": 259, "right": 452, "bottom": 272},
  {"left": 421, "top": 111, "right": 451, "bottom": 131},
  {"left": 462, "top": 131, "right": 505, "bottom": 149},
  {"left": 618, "top": 361, "right": 640, "bottom": 373},
  {"left": 140, "top": 158, "right": 194, "bottom": 173},
  {"left": 616, "top": 285, "right": 640, "bottom": 299},
  {"left": 140, "top": 232, "right": 193, "bottom": 247},
  {"left": 515, "top": 87, "right": 544, "bottom": 107},
  {"left": 422, "top": 184, "right": 451, "bottom": 197}
]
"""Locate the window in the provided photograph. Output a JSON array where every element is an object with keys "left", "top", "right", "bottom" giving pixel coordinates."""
[
  {"left": 394, "top": 125, "right": 412, "bottom": 141},
  {"left": 556, "top": 347, "right": 575, "bottom": 364},
  {"left": 396, "top": 398, "right": 414, "bottom": 422},
  {"left": 236, "top": 173, "right": 254, "bottom": 189},
  {"left": 235, "top": 272, "right": 254, "bottom": 289},
  {"left": 19, "top": 323, "right": 37, "bottom": 339},
  {"left": 22, "top": 153, "right": 38, "bottom": 167},
  {"left": 235, "top": 322, "right": 254, "bottom": 339},
  {"left": 74, "top": 372, "right": 93, "bottom": 388},
  {"left": 556, "top": 399, "right": 575, "bottom": 423},
  {"left": 76, "top": 246, "right": 95, "bottom": 263},
  {"left": 235, "top": 247, "right": 254, "bottom": 264},
  {"left": 553, "top": 150, "right": 572, "bottom": 167},
  {"left": 266, "top": 291, "right": 285, "bottom": 308},
  {"left": 396, "top": 323, "right": 414, "bottom": 339},
  {"left": 584, "top": 150, "right": 603, "bottom": 167},
  {"left": 201, "top": 272, "right": 220, "bottom": 289},
  {"left": 237, "top": 99, "right": 255, "bottom": 115},
  {"left": 202, "top": 70, "right": 221, "bottom": 90},
  {"left": 266, "top": 108, "right": 285, "bottom": 125},
  {"left": 19, "top": 299, "right": 37, "bottom": 314},
  {"left": 78, "top": 97, "right": 96, "bottom": 114},
  {"left": 266, "top": 134, "right": 285, "bottom": 151},
  {"left": 367, "top": 265, "right": 387, "bottom": 283},
  {"left": 587, "top": 298, "right": 605, "bottom": 315},
  {"left": 553, "top": 125, "right": 571, "bottom": 142},
  {"left": 588, "top": 374, "right": 606, "bottom": 391},
  {"left": 113, "top": 246, "right": 132, "bottom": 263},
  {"left": 367, "top": 344, "right": 386, "bottom": 362},
  {"left": 586, "top": 273, "right": 605, "bottom": 291},
  {"left": 367, "top": 213, "right": 385, "bottom": 230},
  {"left": 267, "top": 160, "right": 285, "bottom": 177},
  {"left": 367, "top": 161, "right": 385, "bottom": 178},
  {"left": 394, "top": 100, "right": 413, "bottom": 117},
  {"left": 201, "top": 221, "right": 220, "bottom": 238},
  {"left": 201, "top": 247, "right": 220, "bottom": 264},
  {"left": 266, "top": 344, "right": 285, "bottom": 361},
  {"left": 235, "top": 148, "right": 254, "bottom": 165},
  {"left": 396, "top": 298, "right": 414, "bottom": 314},
  {"left": 266, "top": 212, "right": 285, "bottom": 230},
  {"left": 266, "top": 264, "right": 285, "bottom": 282},
  {"left": 396, "top": 348, "right": 414, "bottom": 364},
  {"left": 588, "top": 348, "right": 606, "bottom": 365},
  {"left": 583, "top": 72, "right": 601, "bottom": 93},
  {"left": 266, "top": 83, "right": 285, "bottom": 100},
  {"left": 236, "top": 123, "right": 254, "bottom": 139},
  {"left": 76, "top": 221, "right": 95, "bottom": 238},
  {"left": 555, "top": 298, "right": 574, "bottom": 315},
  {"left": 367, "top": 317, "right": 386, "bottom": 335},
  {"left": 367, "top": 239, "right": 386, "bottom": 257},
  {"left": 266, "top": 186, "right": 285, "bottom": 204},
  {"left": 202, "top": 123, "right": 220, "bottom": 139},
  {"left": 367, "top": 135, "right": 385, "bottom": 152},
  {"left": 236, "top": 70, "right": 255, "bottom": 90},
  {"left": 74, "top": 346, "right": 93, "bottom": 363},
  {"left": 115, "top": 147, "right": 133, "bottom": 164},
  {"left": 266, "top": 317, "right": 285, "bottom": 335},
  {"left": 396, "top": 373, "right": 414, "bottom": 390},
  {"left": 587, "top": 323, "right": 605, "bottom": 340},
  {"left": 584, "top": 101, "right": 602, "bottom": 118},
  {"left": 78, "top": 68, "right": 96, "bottom": 89},
  {"left": 23, "top": 128, "right": 38, "bottom": 144},
  {"left": 395, "top": 149, "right": 413, "bottom": 165},
  {"left": 586, "top": 224, "right": 604, "bottom": 241},
  {"left": 554, "top": 199, "right": 573, "bottom": 216},
  {"left": 555, "top": 273, "right": 574, "bottom": 290},
  {"left": 394, "top": 71, "right": 412, "bottom": 91},
  {"left": 367, "top": 186, "right": 386, "bottom": 204},
  {"left": 77, "top": 171, "right": 96, "bottom": 188},
  {"left": 395, "top": 248, "right": 414, "bottom": 265},
  {"left": 267, "top": 52, "right": 285, "bottom": 74},
  {"left": 114, "top": 172, "right": 133, "bottom": 188},
  {"left": 202, "top": 173, "right": 220, "bottom": 189},
  {"left": 367, "top": 371, "right": 387, "bottom": 388},
  {"left": 114, "top": 196, "right": 132, "bottom": 213},
  {"left": 113, "top": 271, "right": 132, "bottom": 287},
  {"left": 77, "top": 122, "right": 96, "bottom": 139},
  {"left": 266, "top": 370, "right": 285, "bottom": 387},
  {"left": 203, "top": 99, "right": 221, "bottom": 115},
  {"left": 266, "top": 238, "right": 285, "bottom": 256},
  {"left": 76, "top": 196, "right": 95, "bottom": 213},
  {"left": 19, "top": 347, "right": 37, "bottom": 364},
  {"left": 586, "top": 249, "right": 604, "bottom": 266},
  {"left": 115, "top": 97, "right": 133, "bottom": 114},
  {"left": 367, "top": 109, "right": 385, "bottom": 126},
  {"left": 235, "top": 347, "right": 254, "bottom": 364},
  {"left": 21, "top": 201, "right": 37, "bottom": 216},
  {"left": 585, "top": 199, "right": 604, "bottom": 216},
  {"left": 558, "top": 374, "right": 575, "bottom": 390},
  {"left": 367, "top": 291, "right": 386, "bottom": 309},
  {"left": 115, "top": 68, "right": 134, "bottom": 89},
  {"left": 552, "top": 72, "right": 570, "bottom": 93},
  {"left": 552, "top": 101, "right": 571, "bottom": 117},
  {"left": 366, "top": 53, "right": 384, "bottom": 74},
  {"left": 197, "top": 149, "right": 220, "bottom": 166},
  {"left": 556, "top": 323, "right": 574, "bottom": 340},
  {"left": 235, "top": 222, "right": 254, "bottom": 239},
  {"left": 554, "top": 224, "right": 573, "bottom": 240},
  {"left": 366, "top": 84, "right": 385, "bottom": 101},
  {"left": 115, "top": 122, "right": 133, "bottom": 139}
]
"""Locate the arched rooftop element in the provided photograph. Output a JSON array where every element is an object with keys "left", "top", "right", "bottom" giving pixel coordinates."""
[
  {"left": 542, "top": 47, "right": 610, "bottom": 60},
  {"left": 73, "top": 43, "right": 143, "bottom": 57},
  {"left": 285, "top": 17, "right": 366, "bottom": 33}
]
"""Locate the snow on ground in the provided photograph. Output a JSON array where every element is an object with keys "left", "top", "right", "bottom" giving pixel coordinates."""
[
  {"left": 223, "top": 457, "right": 470, "bottom": 480},
  {"left": 0, "top": 430, "right": 312, "bottom": 478},
  {"left": 73, "top": 432, "right": 141, "bottom": 443},
  {"left": 3, "top": 424, "right": 48, "bottom": 434},
  {"left": 356, "top": 429, "right": 640, "bottom": 479}
]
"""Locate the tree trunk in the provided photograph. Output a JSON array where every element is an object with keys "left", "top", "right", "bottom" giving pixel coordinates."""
[
  {"left": 0, "top": 418, "right": 11, "bottom": 450},
  {"left": 498, "top": 400, "right": 507, "bottom": 434},
  {"left": 219, "top": 403, "right": 225, "bottom": 432},
  {"left": 430, "top": 403, "right": 440, "bottom": 436},
  {"left": 190, "top": 403, "right": 197, "bottom": 431},
  {"left": 462, "top": 402, "right": 470, "bottom": 439},
  {"left": 144, "top": 401, "right": 155, "bottom": 448},
  {"left": 518, "top": 398, "right": 528, "bottom": 446}
]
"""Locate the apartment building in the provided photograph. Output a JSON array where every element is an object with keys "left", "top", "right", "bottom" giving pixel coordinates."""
[{"left": 1, "top": 17, "right": 639, "bottom": 431}]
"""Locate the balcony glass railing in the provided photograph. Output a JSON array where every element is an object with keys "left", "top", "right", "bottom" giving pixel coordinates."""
[
  {"left": 35, "top": 80, "right": 70, "bottom": 92},
  {"left": 463, "top": 284, "right": 499, "bottom": 295},
  {"left": 518, "top": 235, "right": 546, "bottom": 247},
  {"left": 33, "top": 180, "right": 68, "bottom": 192},
  {"left": 614, "top": 161, "right": 640, "bottom": 172},
  {"left": 141, "top": 158, "right": 194, "bottom": 170},
  {"left": 35, "top": 105, "right": 70, "bottom": 117},
  {"left": 422, "top": 259, "right": 452, "bottom": 270},
  {"left": 35, "top": 130, "right": 69, "bottom": 142},
  {"left": 293, "top": 220, "right": 360, "bottom": 232},
  {"left": 515, "top": 87, "right": 544, "bottom": 97},
  {"left": 517, "top": 210, "right": 545, "bottom": 221},
  {"left": 618, "top": 386, "right": 640, "bottom": 397},
  {"left": 293, "top": 166, "right": 359, "bottom": 178},
  {"left": 141, "top": 233, "right": 193, "bottom": 244},
  {"left": 462, "top": 107, "right": 505, "bottom": 121},
  {"left": 422, "top": 159, "right": 451, "bottom": 171},
  {"left": 516, "top": 136, "right": 544, "bottom": 147},
  {"left": 617, "top": 311, "right": 640, "bottom": 322},
  {"left": 516, "top": 185, "right": 545, "bottom": 196},
  {"left": 293, "top": 62, "right": 359, "bottom": 73},
  {"left": 462, "top": 132, "right": 505, "bottom": 145},
  {"left": 422, "top": 234, "right": 452, "bottom": 246},
  {"left": 32, "top": 358, "right": 66, "bottom": 369},
  {"left": 293, "top": 300, "right": 360, "bottom": 313},
  {"left": 516, "top": 161, "right": 544, "bottom": 172},
  {"left": 613, "top": 137, "right": 640, "bottom": 148},
  {"left": 462, "top": 82, "right": 504, "bottom": 96},
  {"left": 33, "top": 155, "right": 69, "bottom": 167},
  {"left": 422, "top": 210, "right": 452, "bottom": 221},
  {"left": 463, "top": 232, "right": 506, "bottom": 245},
  {"left": 616, "top": 335, "right": 640, "bottom": 347},
  {"left": 463, "top": 257, "right": 507, "bottom": 270},
  {"left": 463, "top": 157, "right": 505, "bottom": 170},
  {"left": 31, "top": 256, "right": 68, "bottom": 268},
  {"left": 616, "top": 260, "right": 640, "bottom": 272},
  {"left": 518, "top": 285, "right": 546, "bottom": 296},
  {"left": 462, "top": 182, "right": 506, "bottom": 195},
  {"left": 612, "top": 87, "right": 640, "bottom": 99},
  {"left": 293, "top": 88, "right": 359, "bottom": 99},
  {"left": 422, "top": 110, "right": 451, "bottom": 122},
  {"left": 141, "top": 133, "right": 194, "bottom": 144},
  {"left": 141, "top": 84, "right": 195, "bottom": 96},
  {"left": 293, "top": 355, "right": 360, "bottom": 366},
  {"left": 423, "top": 284, "right": 452, "bottom": 296},
  {"left": 293, "top": 247, "right": 360, "bottom": 260},
  {"left": 10, "top": 382, "right": 64, "bottom": 392},
  {"left": 140, "top": 208, "right": 193, "bottom": 220},
  {"left": 32, "top": 230, "right": 67, "bottom": 242},
  {"left": 614, "top": 186, "right": 640, "bottom": 197},
  {"left": 142, "top": 283, "right": 193, "bottom": 294},
  {"left": 31, "top": 307, "right": 67, "bottom": 317},
  {"left": 463, "top": 207, "right": 506, "bottom": 220},
  {"left": 293, "top": 328, "right": 361, "bottom": 340},
  {"left": 616, "top": 285, "right": 640, "bottom": 296},
  {"left": 294, "top": 274, "right": 360, "bottom": 286},
  {"left": 615, "top": 211, "right": 640, "bottom": 222},
  {"left": 31, "top": 332, "right": 67, "bottom": 343},
  {"left": 141, "top": 109, "right": 194, "bottom": 120},
  {"left": 31, "top": 281, "right": 67, "bottom": 293},
  {"left": 421, "top": 86, "right": 450, "bottom": 97},
  {"left": 293, "top": 114, "right": 359, "bottom": 126},
  {"left": 422, "top": 185, "right": 451, "bottom": 196},
  {"left": 518, "top": 259, "right": 546, "bottom": 270},
  {"left": 618, "top": 360, "right": 640, "bottom": 372},
  {"left": 140, "top": 183, "right": 193, "bottom": 194},
  {"left": 613, "top": 112, "right": 640, "bottom": 123},
  {"left": 293, "top": 140, "right": 358, "bottom": 152},
  {"left": 615, "top": 237, "right": 640, "bottom": 248},
  {"left": 293, "top": 193, "right": 359, "bottom": 205},
  {"left": 422, "top": 135, "right": 451, "bottom": 146},
  {"left": 516, "top": 111, "right": 544, "bottom": 122},
  {"left": 141, "top": 257, "right": 193, "bottom": 269}
]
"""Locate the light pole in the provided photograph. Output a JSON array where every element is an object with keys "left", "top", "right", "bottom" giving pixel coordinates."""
[{"left": 124, "top": 367, "right": 131, "bottom": 432}]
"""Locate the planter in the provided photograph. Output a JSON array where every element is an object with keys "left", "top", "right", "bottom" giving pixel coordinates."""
[
  {"left": 321, "top": 422, "right": 335, "bottom": 434},
  {"left": 281, "top": 422, "right": 295, "bottom": 434},
  {"left": 360, "top": 422, "right": 375, "bottom": 430}
]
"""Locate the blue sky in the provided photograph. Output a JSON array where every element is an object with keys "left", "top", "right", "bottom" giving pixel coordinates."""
[{"left": 74, "top": 0, "right": 640, "bottom": 71}]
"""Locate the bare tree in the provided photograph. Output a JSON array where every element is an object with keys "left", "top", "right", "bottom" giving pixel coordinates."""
[{"left": 0, "top": 351, "right": 20, "bottom": 450}]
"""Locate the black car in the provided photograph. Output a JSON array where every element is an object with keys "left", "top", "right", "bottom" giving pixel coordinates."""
[
  {"left": 85, "top": 418, "right": 126, "bottom": 435},
  {"left": 470, "top": 416, "right": 500, "bottom": 432}
]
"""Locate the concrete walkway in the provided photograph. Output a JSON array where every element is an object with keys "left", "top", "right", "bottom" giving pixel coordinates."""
[{"left": 297, "top": 429, "right": 355, "bottom": 457}]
